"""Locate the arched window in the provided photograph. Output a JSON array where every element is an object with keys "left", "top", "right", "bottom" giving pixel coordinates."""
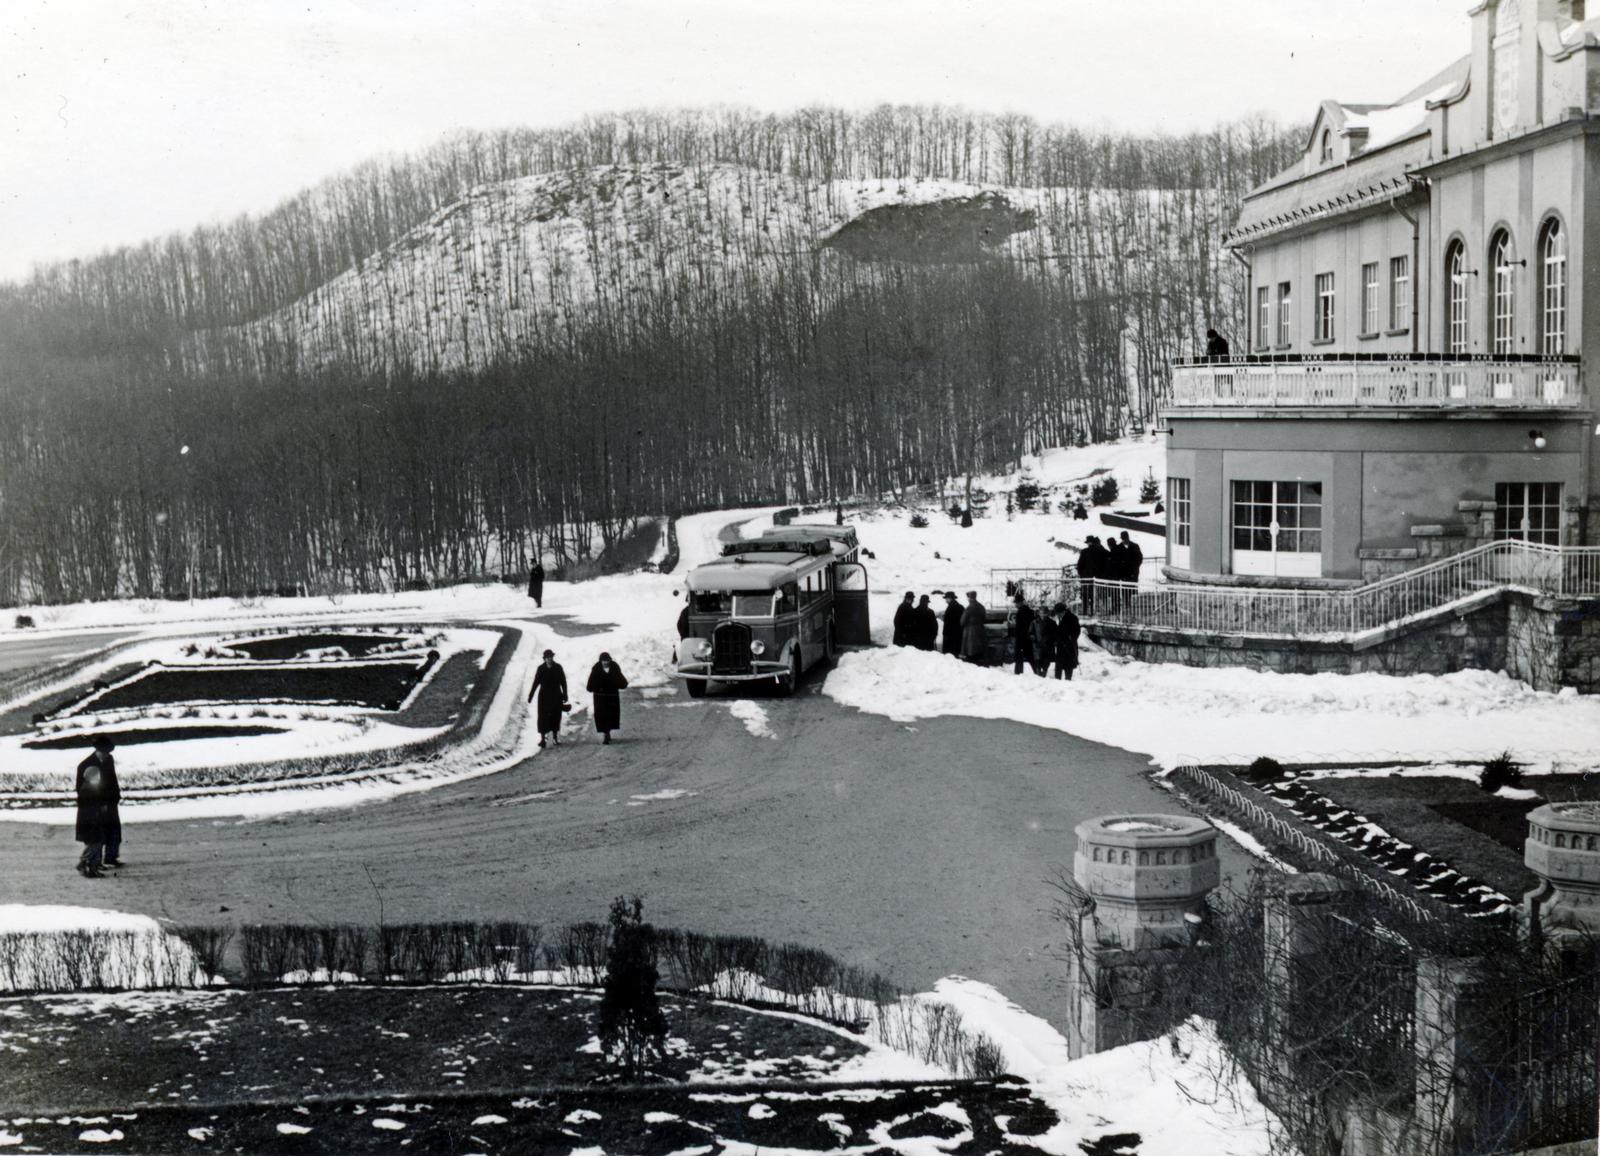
[
  {"left": 1489, "top": 229, "right": 1516, "bottom": 355},
  {"left": 1320, "top": 130, "right": 1333, "bottom": 163},
  {"left": 1446, "top": 240, "right": 1469, "bottom": 354},
  {"left": 1539, "top": 217, "right": 1566, "bottom": 355}
]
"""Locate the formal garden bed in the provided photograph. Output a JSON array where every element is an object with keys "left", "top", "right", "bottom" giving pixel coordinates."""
[
  {"left": 0, "top": 625, "right": 520, "bottom": 801},
  {"left": 1174, "top": 758, "right": 1600, "bottom": 923}
]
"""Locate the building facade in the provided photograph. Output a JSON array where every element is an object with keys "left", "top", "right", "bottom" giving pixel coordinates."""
[{"left": 1165, "top": 0, "right": 1597, "bottom": 585}]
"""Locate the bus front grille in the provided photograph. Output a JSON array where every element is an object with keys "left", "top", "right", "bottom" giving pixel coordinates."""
[{"left": 711, "top": 622, "right": 752, "bottom": 674}]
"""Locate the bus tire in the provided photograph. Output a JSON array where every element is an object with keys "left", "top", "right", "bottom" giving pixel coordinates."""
[
  {"left": 779, "top": 650, "right": 801, "bottom": 697},
  {"left": 685, "top": 678, "right": 706, "bottom": 699}
]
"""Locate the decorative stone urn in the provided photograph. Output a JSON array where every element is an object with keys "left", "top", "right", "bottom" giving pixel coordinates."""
[
  {"left": 1524, "top": 802, "right": 1600, "bottom": 941},
  {"left": 1073, "top": 813, "right": 1221, "bottom": 950}
]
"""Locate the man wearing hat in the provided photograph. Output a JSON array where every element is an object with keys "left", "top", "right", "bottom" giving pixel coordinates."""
[
  {"left": 528, "top": 649, "right": 569, "bottom": 748},
  {"left": 586, "top": 652, "right": 630, "bottom": 745},
  {"left": 75, "top": 735, "right": 121, "bottom": 877}
]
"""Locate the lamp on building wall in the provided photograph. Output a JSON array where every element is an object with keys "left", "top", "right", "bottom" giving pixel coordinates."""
[{"left": 1529, "top": 430, "right": 1548, "bottom": 450}]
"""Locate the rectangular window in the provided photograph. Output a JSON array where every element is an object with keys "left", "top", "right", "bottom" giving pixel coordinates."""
[
  {"left": 1256, "top": 286, "right": 1270, "bottom": 350},
  {"left": 1361, "top": 262, "right": 1379, "bottom": 335},
  {"left": 1495, "top": 482, "right": 1563, "bottom": 545},
  {"left": 1389, "top": 255, "right": 1410, "bottom": 331},
  {"left": 1168, "top": 478, "right": 1192, "bottom": 570},
  {"left": 1314, "top": 273, "right": 1335, "bottom": 342},
  {"left": 1276, "top": 282, "right": 1292, "bottom": 347},
  {"left": 1231, "top": 480, "right": 1323, "bottom": 577}
]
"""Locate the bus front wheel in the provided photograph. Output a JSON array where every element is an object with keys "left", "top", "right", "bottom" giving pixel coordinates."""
[{"left": 779, "top": 651, "right": 802, "bottom": 697}]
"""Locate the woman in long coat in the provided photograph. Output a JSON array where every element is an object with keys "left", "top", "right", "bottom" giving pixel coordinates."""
[
  {"left": 960, "top": 592, "right": 989, "bottom": 665},
  {"left": 74, "top": 736, "right": 117, "bottom": 877},
  {"left": 586, "top": 652, "right": 629, "bottom": 745},
  {"left": 528, "top": 649, "right": 569, "bottom": 747}
]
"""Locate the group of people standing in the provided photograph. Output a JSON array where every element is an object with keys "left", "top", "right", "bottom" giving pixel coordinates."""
[
  {"left": 1075, "top": 531, "right": 1143, "bottom": 613},
  {"left": 527, "top": 648, "right": 630, "bottom": 747},
  {"left": 893, "top": 589, "right": 1081, "bottom": 679}
]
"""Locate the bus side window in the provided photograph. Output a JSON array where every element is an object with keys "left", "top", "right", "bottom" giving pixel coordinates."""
[
  {"left": 776, "top": 583, "right": 798, "bottom": 615},
  {"left": 801, "top": 573, "right": 821, "bottom": 608}
]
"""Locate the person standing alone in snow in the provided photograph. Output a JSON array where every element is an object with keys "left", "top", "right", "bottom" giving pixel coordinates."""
[
  {"left": 75, "top": 735, "right": 119, "bottom": 877},
  {"left": 527, "top": 559, "right": 545, "bottom": 608},
  {"left": 586, "top": 652, "right": 629, "bottom": 745},
  {"left": 528, "top": 649, "right": 568, "bottom": 747}
]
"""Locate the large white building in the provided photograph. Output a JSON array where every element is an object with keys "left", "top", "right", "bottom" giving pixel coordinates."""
[{"left": 1164, "top": 0, "right": 1596, "bottom": 586}]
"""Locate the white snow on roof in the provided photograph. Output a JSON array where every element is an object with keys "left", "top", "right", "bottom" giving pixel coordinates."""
[{"left": 1342, "top": 80, "right": 1455, "bottom": 151}]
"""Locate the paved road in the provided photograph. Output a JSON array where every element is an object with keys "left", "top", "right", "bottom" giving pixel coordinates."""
[
  {"left": 0, "top": 630, "right": 139, "bottom": 676},
  {"left": 0, "top": 670, "right": 1250, "bottom": 1028}
]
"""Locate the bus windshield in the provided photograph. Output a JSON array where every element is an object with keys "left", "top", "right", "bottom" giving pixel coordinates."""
[{"left": 732, "top": 592, "right": 774, "bottom": 618}]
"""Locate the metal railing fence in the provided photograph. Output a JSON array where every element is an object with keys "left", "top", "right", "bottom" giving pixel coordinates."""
[
  {"left": 995, "top": 541, "right": 1600, "bottom": 639},
  {"left": 1170, "top": 358, "right": 1584, "bottom": 409}
]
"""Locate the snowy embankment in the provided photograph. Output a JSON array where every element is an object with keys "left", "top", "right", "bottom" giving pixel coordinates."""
[{"left": 823, "top": 645, "right": 1600, "bottom": 772}]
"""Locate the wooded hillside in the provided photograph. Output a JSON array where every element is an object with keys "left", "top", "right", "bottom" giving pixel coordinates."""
[{"left": 0, "top": 106, "right": 1299, "bottom": 605}]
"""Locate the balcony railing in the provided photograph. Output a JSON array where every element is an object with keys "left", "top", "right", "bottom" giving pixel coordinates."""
[{"left": 1169, "top": 354, "right": 1584, "bottom": 409}]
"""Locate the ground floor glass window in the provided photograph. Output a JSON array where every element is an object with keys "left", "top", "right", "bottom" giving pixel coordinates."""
[
  {"left": 1494, "top": 482, "right": 1562, "bottom": 544},
  {"left": 1231, "top": 480, "right": 1323, "bottom": 577},
  {"left": 1168, "top": 478, "right": 1191, "bottom": 569}
]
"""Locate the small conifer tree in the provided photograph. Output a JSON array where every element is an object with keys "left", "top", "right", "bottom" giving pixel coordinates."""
[
  {"left": 1139, "top": 468, "right": 1160, "bottom": 504},
  {"left": 598, "top": 896, "right": 667, "bottom": 1078}
]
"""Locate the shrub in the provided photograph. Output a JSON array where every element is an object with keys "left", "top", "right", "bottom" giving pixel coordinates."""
[
  {"left": 909, "top": 512, "right": 929, "bottom": 529},
  {"left": 1014, "top": 476, "right": 1041, "bottom": 511},
  {"left": 14, "top": 614, "right": 34, "bottom": 629},
  {"left": 598, "top": 897, "right": 667, "bottom": 1078},
  {"left": 1139, "top": 469, "right": 1160, "bottom": 504},
  {"left": 1243, "top": 756, "right": 1287, "bottom": 784},
  {"left": 1089, "top": 477, "right": 1120, "bottom": 506},
  {"left": 1480, "top": 750, "right": 1524, "bottom": 793}
]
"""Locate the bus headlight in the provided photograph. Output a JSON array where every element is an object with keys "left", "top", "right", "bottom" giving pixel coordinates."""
[
  {"left": 749, "top": 640, "right": 766, "bottom": 656},
  {"left": 694, "top": 641, "right": 713, "bottom": 659}
]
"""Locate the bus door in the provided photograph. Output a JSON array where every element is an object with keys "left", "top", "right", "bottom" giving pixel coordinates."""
[{"left": 832, "top": 562, "right": 871, "bottom": 646}]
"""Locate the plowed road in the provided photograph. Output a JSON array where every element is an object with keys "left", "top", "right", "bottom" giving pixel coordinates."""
[{"left": 1, "top": 668, "right": 1251, "bottom": 1026}]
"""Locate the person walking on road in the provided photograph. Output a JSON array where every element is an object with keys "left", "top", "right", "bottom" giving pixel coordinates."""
[
  {"left": 527, "top": 559, "right": 545, "bottom": 608},
  {"left": 960, "top": 591, "right": 989, "bottom": 665},
  {"left": 940, "top": 591, "right": 963, "bottom": 656},
  {"left": 892, "top": 591, "right": 915, "bottom": 647},
  {"left": 1051, "top": 603, "right": 1081, "bottom": 680},
  {"left": 1007, "top": 593, "right": 1036, "bottom": 675},
  {"left": 912, "top": 594, "right": 939, "bottom": 651},
  {"left": 528, "top": 649, "right": 569, "bottom": 748},
  {"left": 75, "top": 735, "right": 118, "bottom": 877},
  {"left": 586, "top": 652, "right": 629, "bottom": 745}
]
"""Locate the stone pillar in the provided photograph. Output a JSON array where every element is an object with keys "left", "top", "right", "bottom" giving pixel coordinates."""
[
  {"left": 1066, "top": 814, "right": 1221, "bottom": 1058},
  {"left": 1524, "top": 802, "right": 1600, "bottom": 944},
  {"left": 1412, "top": 955, "right": 1485, "bottom": 1155},
  {"left": 1259, "top": 873, "right": 1350, "bottom": 1099}
]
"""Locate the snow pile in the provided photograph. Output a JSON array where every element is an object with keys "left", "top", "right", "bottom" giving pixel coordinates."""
[
  {"left": 926, "top": 978, "right": 1282, "bottom": 1156},
  {"left": 824, "top": 645, "right": 1600, "bottom": 770},
  {"left": 727, "top": 701, "right": 775, "bottom": 739},
  {"left": 0, "top": 905, "right": 212, "bottom": 992}
]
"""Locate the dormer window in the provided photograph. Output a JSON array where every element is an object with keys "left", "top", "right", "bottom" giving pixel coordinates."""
[{"left": 1320, "top": 129, "right": 1333, "bottom": 163}]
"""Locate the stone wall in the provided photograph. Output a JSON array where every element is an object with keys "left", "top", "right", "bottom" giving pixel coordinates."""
[{"left": 1091, "top": 590, "right": 1600, "bottom": 692}]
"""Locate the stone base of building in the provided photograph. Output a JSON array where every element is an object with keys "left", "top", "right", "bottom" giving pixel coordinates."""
[{"left": 1089, "top": 590, "right": 1600, "bottom": 693}]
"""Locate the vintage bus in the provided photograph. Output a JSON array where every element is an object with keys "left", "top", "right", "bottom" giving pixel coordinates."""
[{"left": 676, "top": 530, "right": 869, "bottom": 696}]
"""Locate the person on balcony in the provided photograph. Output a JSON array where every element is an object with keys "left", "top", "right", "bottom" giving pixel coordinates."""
[
  {"left": 1205, "top": 328, "right": 1231, "bottom": 359},
  {"left": 1078, "top": 536, "right": 1108, "bottom": 614}
]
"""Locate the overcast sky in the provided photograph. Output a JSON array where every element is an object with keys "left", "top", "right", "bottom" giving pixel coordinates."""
[{"left": 2, "top": 0, "right": 1471, "bottom": 282}]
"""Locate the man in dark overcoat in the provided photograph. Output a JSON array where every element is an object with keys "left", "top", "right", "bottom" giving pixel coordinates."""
[
  {"left": 1077, "top": 536, "right": 1107, "bottom": 614},
  {"left": 892, "top": 591, "right": 915, "bottom": 646},
  {"left": 528, "top": 649, "right": 568, "bottom": 747},
  {"left": 527, "top": 559, "right": 545, "bottom": 608},
  {"left": 586, "top": 652, "right": 629, "bottom": 745},
  {"left": 912, "top": 595, "right": 939, "bottom": 650},
  {"left": 1052, "top": 603, "right": 1081, "bottom": 680},
  {"left": 960, "top": 591, "right": 989, "bottom": 664},
  {"left": 940, "top": 592, "right": 963, "bottom": 656},
  {"left": 1007, "top": 593, "right": 1036, "bottom": 675},
  {"left": 75, "top": 735, "right": 119, "bottom": 877}
]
